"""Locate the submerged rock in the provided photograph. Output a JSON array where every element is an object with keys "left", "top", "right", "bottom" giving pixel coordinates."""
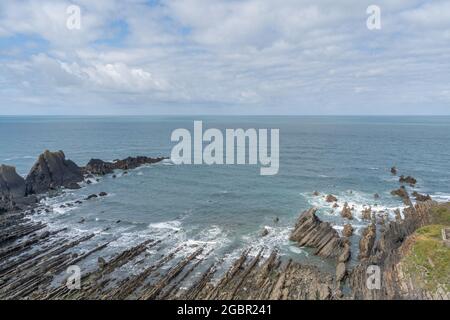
[
  {"left": 25, "top": 150, "right": 83, "bottom": 195},
  {"left": 85, "top": 194, "right": 98, "bottom": 200},
  {"left": 391, "top": 166, "right": 397, "bottom": 175},
  {"left": 325, "top": 194, "right": 338, "bottom": 203}
]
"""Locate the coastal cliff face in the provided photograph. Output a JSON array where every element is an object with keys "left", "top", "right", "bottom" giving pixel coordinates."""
[
  {"left": 0, "top": 165, "right": 27, "bottom": 212},
  {"left": 349, "top": 201, "right": 449, "bottom": 299}
]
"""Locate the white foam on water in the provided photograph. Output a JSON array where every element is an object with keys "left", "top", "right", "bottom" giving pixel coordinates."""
[
  {"left": 148, "top": 220, "right": 182, "bottom": 231},
  {"left": 430, "top": 192, "right": 450, "bottom": 202}
]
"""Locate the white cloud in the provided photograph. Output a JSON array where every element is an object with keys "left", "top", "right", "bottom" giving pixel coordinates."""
[{"left": 0, "top": 0, "right": 449, "bottom": 114}]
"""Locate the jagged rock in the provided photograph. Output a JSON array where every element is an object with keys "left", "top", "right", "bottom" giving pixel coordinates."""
[
  {"left": 1, "top": 165, "right": 26, "bottom": 212},
  {"left": 362, "top": 207, "right": 372, "bottom": 220},
  {"left": 391, "top": 166, "right": 397, "bottom": 175},
  {"left": 261, "top": 227, "right": 269, "bottom": 237},
  {"left": 394, "top": 209, "right": 402, "bottom": 222},
  {"left": 358, "top": 223, "right": 376, "bottom": 260},
  {"left": 342, "top": 224, "right": 353, "bottom": 237},
  {"left": 338, "top": 243, "right": 351, "bottom": 263},
  {"left": 341, "top": 202, "right": 353, "bottom": 220},
  {"left": 391, "top": 186, "right": 412, "bottom": 205},
  {"left": 325, "top": 194, "right": 338, "bottom": 202},
  {"left": 399, "top": 175, "right": 417, "bottom": 186},
  {"left": 83, "top": 156, "right": 166, "bottom": 176},
  {"left": 412, "top": 191, "right": 431, "bottom": 202},
  {"left": 66, "top": 182, "right": 81, "bottom": 190},
  {"left": 25, "top": 150, "right": 83, "bottom": 195},
  {"left": 332, "top": 203, "right": 339, "bottom": 208},
  {"left": 290, "top": 208, "right": 346, "bottom": 259},
  {"left": 336, "top": 262, "right": 346, "bottom": 282}
]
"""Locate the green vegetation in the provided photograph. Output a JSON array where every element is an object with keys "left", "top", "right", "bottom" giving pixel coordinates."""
[
  {"left": 430, "top": 202, "right": 450, "bottom": 226},
  {"left": 403, "top": 224, "right": 450, "bottom": 293}
]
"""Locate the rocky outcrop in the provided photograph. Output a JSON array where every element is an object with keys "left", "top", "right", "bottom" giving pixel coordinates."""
[
  {"left": 0, "top": 165, "right": 36, "bottom": 212},
  {"left": 412, "top": 191, "right": 431, "bottom": 202},
  {"left": 399, "top": 175, "right": 417, "bottom": 186},
  {"left": 362, "top": 207, "right": 372, "bottom": 220},
  {"left": 391, "top": 166, "right": 397, "bottom": 175},
  {"left": 83, "top": 156, "right": 166, "bottom": 176},
  {"left": 290, "top": 208, "right": 346, "bottom": 259},
  {"left": 25, "top": 150, "right": 83, "bottom": 195},
  {"left": 341, "top": 202, "right": 353, "bottom": 220},
  {"left": 325, "top": 194, "right": 338, "bottom": 203},
  {"left": 349, "top": 200, "right": 442, "bottom": 299},
  {"left": 358, "top": 223, "right": 376, "bottom": 260},
  {"left": 342, "top": 224, "right": 353, "bottom": 237},
  {"left": 391, "top": 186, "right": 412, "bottom": 206}
]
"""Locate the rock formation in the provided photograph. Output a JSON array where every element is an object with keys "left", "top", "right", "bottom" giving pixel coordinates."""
[
  {"left": 341, "top": 202, "right": 353, "bottom": 220},
  {"left": 83, "top": 156, "right": 166, "bottom": 176},
  {"left": 399, "top": 175, "right": 417, "bottom": 186},
  {"left": 290, "top": 208, "right": 346, "bottom": 259},
  {"left": 25, "top": 150, "right": 83, "bottom": 195},
  {"left": 358, "top": 223, "right": 376, "bottom": 260},
  {"left": 391, "top": 166, "right": 397, "bottom": 175},
  {"left": 412, "top": 191, "right": 431, "bottom": 202},
  {"left": 391, "top": 186, "right": 412, "bottom": 206},
  {"left": 342, "top": 224, "right": 353, "bottom": 237},
  {"left": 0, "top": 165, "right": 36, "bottom": 212},
  {"left": 325, "top": 194, "right": 338, "bottom": 203}
]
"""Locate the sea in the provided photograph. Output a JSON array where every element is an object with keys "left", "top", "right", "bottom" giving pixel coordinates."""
[{"left": 1, "top": 115, "right": 450, "bottom": 277}]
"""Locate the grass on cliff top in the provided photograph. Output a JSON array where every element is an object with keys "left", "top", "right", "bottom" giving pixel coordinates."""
[
  {"left": 403, "top": 224, "right": 450, "bottom": 293},
  {"left": 430, "top": 203, "right": 450, "bottom": 226}
]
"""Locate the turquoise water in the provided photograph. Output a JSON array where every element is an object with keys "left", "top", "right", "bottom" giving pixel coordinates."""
[{"left": 1, "top": 116, "right": 450, "bottom": 273}]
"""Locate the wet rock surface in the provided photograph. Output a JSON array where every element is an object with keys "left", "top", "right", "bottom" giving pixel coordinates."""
[{"left": 83, "top": 156, "right": 167, "bottom": 176}]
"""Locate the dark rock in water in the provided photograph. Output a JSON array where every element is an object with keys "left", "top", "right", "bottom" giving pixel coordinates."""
[
  {"left": 84, "top": 159, "right": 114, "bottom": 175},
  {"left": 99, "top": 192, "right": 108, "bottom": 197},
  {"left": 313, "top": 191, "right": 320, "bottom": 196},
  {"left": 25, "top": 150, "right": 83, "bottom": 195},
  {"left": 391, "top": 186, "right": 412, "bottom": 206},
  {"left": 412, "top": 191, "right": 431, "bottom": 202},
  {"left": 358, "top": 223, "right": 376, "bottom": 260},
  {"left": 75, "top": 200, "right": 82, "bottom": 205},
  {"left": 85, "top": 194, "right": 98, "bottom": 200},
  {"left": 399, "top": 175, "right": 417, "bottom": 186},
  {"left": 112, "top": 174, "right": 117, "bottom": 179},
  {"left": 66, "top": 182, "right": 81, "bottom": 190},
  {"left": 116, "top": 220, "right": 121, "bottom": 223},
  {"left": 342, "top": 224, "right": 353, "bottom": 237},
  {"left": 273, "top": 216, "right": 279, "bottom": 223},
  {"left": 290, "top": 208, "right": 346, "bottom": 259},
  {"left": 86, "top": 180, "right": 92, "bottom": 185},
  {"left": 391, "top": 166, "right": 397, "bottom": 175},
  {"left": 98, "top": 257, "right": 106, "bottom": 269},
  {"left": 374, "top": 193, "right": 380, "bottom": 199},
  {"left": 325, "top": 194, "right": 338, "bottom": 202},
  {"left": 123, "top": 171, "right": 128, "bottom": 175},
  {"left": 78, "top": 218, "right": 85, "bottom": 224},
  {"left": 83, "top": 156, "right": 167, "bottom": 176},
  {"left": 261, "top": 227, "right": 269, "bottom": 237}
]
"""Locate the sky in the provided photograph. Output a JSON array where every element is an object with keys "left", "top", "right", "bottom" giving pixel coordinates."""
[{"left": 0, "top": 0, "right": 449, "bottom": 115}]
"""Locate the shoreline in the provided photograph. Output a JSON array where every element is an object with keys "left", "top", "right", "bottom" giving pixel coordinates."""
[{"left": 0, "top": 151, "right": 448, "bottom": 299}]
